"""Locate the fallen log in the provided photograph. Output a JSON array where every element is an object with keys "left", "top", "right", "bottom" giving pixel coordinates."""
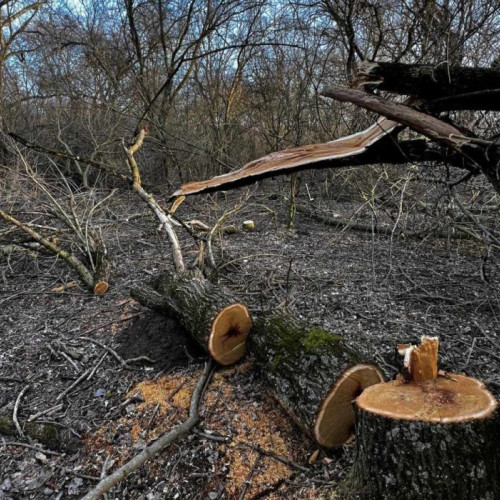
[
  {"left": 92, "top": 249, "right": 111, "bottom": 295},
  {"left": 131, "top": 272, "right": 252, "bottom": 366},
  {"left": 250, "top": 308, "right": 384, "bottom": 448},
  {"left": 345, "top": 337, "right": 499, "bottom": 499},
  {"left": 0, "top": 414, "right": 79, "bottom": 451}
]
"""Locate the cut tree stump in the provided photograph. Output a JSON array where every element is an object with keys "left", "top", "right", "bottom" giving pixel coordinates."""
[
  {"left": 250, "top": 308, "right": 384, "bottom": 448},
  {"left": 345, "top": 336, "right": 499, "bottom": 499},
  {"left": 131, "top": 272, "right": 252, "bottom": 366}
]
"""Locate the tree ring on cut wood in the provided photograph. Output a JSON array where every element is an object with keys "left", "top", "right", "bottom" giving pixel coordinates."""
[
  {"left": 314, "top": 364, "right": 384, "bottom": 448},
  {"left": 131, "top": 272, "right": 252, "bottom": 366},
  {"left": 357, "top": 374, "right": 497, "bottom": 423},
  {"left": 250, "top": 308, "right": 384, "bottom": 448},
  {"left": 345, "top": 373, "right": 499, "bottom": 499},
  {"left": 209, "top": 303, "right": 252, "bottom": 366}
]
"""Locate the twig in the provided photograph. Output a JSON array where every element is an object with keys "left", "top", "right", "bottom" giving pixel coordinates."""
[
  {"left": 60, "top": 351, "right": 82, "bottom": 373},
  {"left": 238, "top": 452, "right": 263, "bottom": 500},
  {"left": 28, "top": 403, "right": 64, "bottom": 422},
  {"left": 465, "top": 337, "right": 477, "bottom": 366},
  {"left": 79, "top": 337, "right": 150, "bottom": 370},
  {"left": 145, "top": 403, "right": 160, "bottom": 433},
  {"left": 193, "top": 429, "right": 231, "bottom": 443},
  {"left": 81, "top": 360, "right": 216, "bottom": 500},
  {"left": 87, "top": 352, "right": 108, "bottom": 381},
  {"left": 56, "top": 370, "right": 91, "bottom": 401},
  {"left": 13, "top": 385, "right": 30, "bottom": 437},
  {"left": 1, "top": 440, "right": 61, "bottom": 456},
  {"left": 101, "top": 455, "right": 111, "bottom": 479},
  {"left": 238, "top": 442, "right": 309, "bottom": 473}
]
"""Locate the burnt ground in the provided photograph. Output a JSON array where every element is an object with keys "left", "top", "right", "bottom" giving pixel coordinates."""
[{"left": 1, "top": 180, "right": 500, "bottom": 499}]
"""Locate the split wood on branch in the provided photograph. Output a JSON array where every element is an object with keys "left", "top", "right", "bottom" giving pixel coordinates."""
[
  {"left": 81, "top": 360, "right": 216, "bottom": 500},
  {"left": 131, "top": 271, "right": 252, "bottom": 366},
  {"left": 171, "top": 119, "right": 481, "bottom": 199},
  {"left": 171, "top": 117, "right": 400, "bottom": 197},
  {"left": 353, "top": 61, "right": 500, "bottom": 108}
]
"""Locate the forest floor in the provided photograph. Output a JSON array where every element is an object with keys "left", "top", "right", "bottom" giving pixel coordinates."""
[{"left": 1, "top": 181, "right": 500, "bottom": 499}]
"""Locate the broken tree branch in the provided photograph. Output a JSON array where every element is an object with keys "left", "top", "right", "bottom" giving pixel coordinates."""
[
  {"left": 124, "top": 128, "right": 185, "bottom": 273},
  {"left": 353, "top": 61, "right": 500, "bottom": 104},
  {"left": 321, "top": 86, "right": 467, "bottom": 149},
  {"left": 0, "top": 208, "right": 95, "bottom": 291}
]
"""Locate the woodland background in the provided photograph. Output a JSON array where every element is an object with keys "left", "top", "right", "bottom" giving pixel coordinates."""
[{"left": 1, "top": 1, "right": 500, "bottom": 499}]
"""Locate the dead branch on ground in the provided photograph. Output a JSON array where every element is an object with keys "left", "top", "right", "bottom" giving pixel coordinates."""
[{"left": 81, "top": 360, "right": 216, "bottom": 500}]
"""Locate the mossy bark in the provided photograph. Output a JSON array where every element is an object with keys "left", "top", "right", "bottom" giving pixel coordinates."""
[
  {"left": 0, "top": 415, "right": 79, "bottom": 451},
  {"left": 249, "top": 308, "right": 361, "bottom": 437},
  {"left": 342, "top": 406, "right": 500, "bottom": 500}
]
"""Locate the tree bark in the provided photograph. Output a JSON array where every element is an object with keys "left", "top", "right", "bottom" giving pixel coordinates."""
[
  {"left": 131, "top": 271, "right": 252, "bottom": 365},
  {"left": 344, "top": 375, "right": 499, "bottom": 499},
  {"left": 249, "top": 308, "right": 384, "bottom": 448},
  {"left": 93, "top": 250, "right": 111, "bottom": 295},
  {"left": 354, "top": 61, "right": 500, "bottom": 105}
]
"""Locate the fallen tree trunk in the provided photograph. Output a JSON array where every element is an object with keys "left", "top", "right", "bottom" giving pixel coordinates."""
[
  {"left": 249, "top": 308, "right": 384, "bottom": 448},
  {"left": 344, "top": 337, "right": 499, "bottom": 499},
  {"left": 0, "top": 415, "right": 79, "bottom": 451},
  {"left": 131, "top": 272, "right": 252, "bottom": 366}
]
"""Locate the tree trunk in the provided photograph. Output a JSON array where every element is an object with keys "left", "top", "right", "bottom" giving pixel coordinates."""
[
  {"left": 249, "top": 308, "right": 384, "bottom": 448},
  {"left": 354, "top": 61, "right": 500, "bottom": 107},
  {"left": 131, "top": 271, "right": 252, "bottom": 366},
  {"left": 344, "top": 374, "right": 499, "bottom": 499}
]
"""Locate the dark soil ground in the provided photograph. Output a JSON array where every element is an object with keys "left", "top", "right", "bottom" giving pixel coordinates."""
[{"left": 1, "top": 180, "right": 500, "bottom": 499}]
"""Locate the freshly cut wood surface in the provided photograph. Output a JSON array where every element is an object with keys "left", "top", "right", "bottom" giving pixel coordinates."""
[
  {"left": 209, "top": 303, "right": 252, "bottom": 366},
  {"left": 250, "top": 308, "right": 384, "bottom": 448},
  {"left": 314, "top": 364, "right": 384, "bottom": 448},
  {"left": 346, "top": 336, "right": 499, "bottom": 499},
  {"left": 172, "top": 117, "right": 398, "bottom": 197},
  {"left": 131, "top": 272, "right": 252, "bottom": 365},
  {"left": 357, "top": 374, "right": 497, "bottom": 423}
]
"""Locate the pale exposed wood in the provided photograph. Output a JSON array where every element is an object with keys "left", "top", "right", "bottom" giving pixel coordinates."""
[
  {"left": 124, "top": 129, "right": 185, "bottom": 274},
  {"left": 314, "top": 364, "right": 384, "bottom": 448},
  {"left": 131, "top": 272, "right": 252, "bottom": 365},
  {"left": 404, "top": 336, "right": 439, "bottom": 382},
  {"left": 346, "top": 338, "right": 500, "bottom": 499},
  {"left": 172, "top": 117, "right": 399, "bottom": 197},
  {"left": 357, "top": 374, "right": 497, "bottom": 423},
  {"left": 250, "top": 308, "right": 384, "bottom": 448}
]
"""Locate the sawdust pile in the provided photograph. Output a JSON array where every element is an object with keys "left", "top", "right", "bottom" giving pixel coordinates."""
[{"left": 83, "top": 362, "right": 314, "bottom": 498}]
